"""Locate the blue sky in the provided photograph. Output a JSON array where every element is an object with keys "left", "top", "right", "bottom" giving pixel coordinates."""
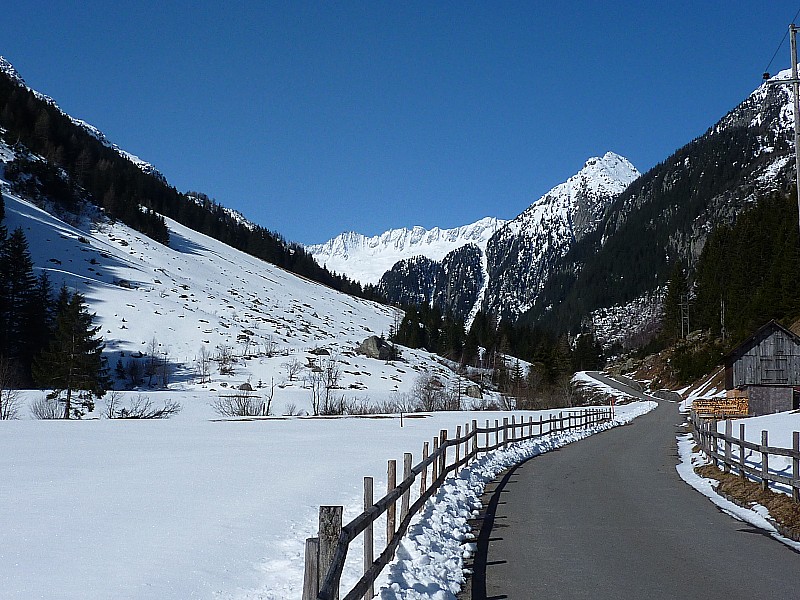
[{"left": 3, "top": 2, "right": 798, "bottom": 244}]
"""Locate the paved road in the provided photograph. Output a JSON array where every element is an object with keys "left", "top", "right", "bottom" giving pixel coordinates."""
[{"left": 463, "top": 378, "right": 800, "bottom": 599}]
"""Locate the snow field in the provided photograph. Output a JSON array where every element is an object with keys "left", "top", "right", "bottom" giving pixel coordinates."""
[{"left": 1, "top": 402, "right": 655, "bottom": 600}]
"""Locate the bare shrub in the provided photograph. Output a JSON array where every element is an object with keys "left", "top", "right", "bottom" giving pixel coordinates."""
[
  {"left": 212, "top": 390, "right": 264, "bottom": 417},
  {"left": 216, "top": 344, "right": 235, "bottom": 375},
  {"left": 105, "top": 393, "right": 182, "bottom": 419},
  {"left": 282, "top": 358, "right": 304, "bottom": 382},
  {"left": 196, "top": 345, "right": 211, "bottom": 384},
  {"left": 283, "top": 402, "right": 302, "bottom": 416},
  {"left": 30, "top": 395, "right": 61, "bottom": 420},
  {"left": 410, "top": 374, "right": 449, "bottom": 412}
]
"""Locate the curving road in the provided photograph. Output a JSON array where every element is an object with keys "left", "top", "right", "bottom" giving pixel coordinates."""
[{"left": 461, "top": 374, "right": 800, "bottom": 600}]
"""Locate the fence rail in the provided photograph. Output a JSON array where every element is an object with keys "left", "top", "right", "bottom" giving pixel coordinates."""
[
  {"left": 691, "top": 411, "right": 800, "bottom": 502},
  {"left": 302, "top": 408, "right": 614, "bottom": 600}
]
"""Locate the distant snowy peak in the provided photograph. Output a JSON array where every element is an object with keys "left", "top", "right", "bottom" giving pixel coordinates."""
[
  {"left": 483, "top": 152, "right": 639, "bottom": 319},
  {"left": 307, "top": 216, "right": 506, "bottom": 285},
  {"left": 0, "top": 56, "right": 164, "bottom": 181}
]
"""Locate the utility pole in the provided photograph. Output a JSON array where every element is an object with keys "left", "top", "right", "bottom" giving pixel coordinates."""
[{"left": 766, "top": 24, "right": 800, "bottom": 237}]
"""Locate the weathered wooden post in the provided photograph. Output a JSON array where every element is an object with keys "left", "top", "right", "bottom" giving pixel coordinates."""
[
  {"left": 432, "top": 437, "right": 439, "bottom": 481},
  {"left": 559, "top": 411, "right": 564, "bottom": 432},
  {"left": 539, "top": 414, "right": 543, "bottom": 435},
  {"left": 302, "top": 537, "right": 320, "bottom": 600},
  {"left": 472, "top": 419, "right": 478, "bottom": 456},
  {"left": 724, "top": 420, "right": 732, "bottom": 473},
  {"left": 455, "top": 425, "right": 462, "bottom": 463},
  {"left": 494, "top": 419, "right": 500, "bottom": 448},
  {"left": 528, "top": 415, "right": 533, "bottom": 438},
  {"left": 484, "top": 419, "right": 490, "bottom": 450},
  {"left": 420, "top": 442, "right": 429, "bottom": 496},
  {"left": 387, "top": 460, "right": 397, "bottom": 545},
  {"left": 439, "top": 430, "right": 448, "bottom": 477},
  {"left": 319, "top": 506, "right": 343, "bottom": 600},
  {"left": 502, "top": 418, "right": 509, "bottom": 447},
  {"left": 761, "top": 430, "right": 769, "bottom": 492},
  {"left": 739, "top": 423, "right": 746, "bottom": 479},
  {"left": 511, "top": 415, "right": 516, "bottom": 442},
  {"left": 793, "top": 432, "right": 800, "bottom": 503},
  {"left": 401, "top": 453, "right": 412, "bottom": 523},
  {"left": 363, "top": 477, "right": 374, "bottom": 600}
]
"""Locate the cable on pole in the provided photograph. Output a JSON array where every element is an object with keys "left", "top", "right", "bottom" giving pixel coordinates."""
[{"left": 764, "top": 5, "right": 800, "bottom": 79}]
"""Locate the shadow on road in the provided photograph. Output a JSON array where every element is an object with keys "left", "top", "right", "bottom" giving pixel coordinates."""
[{"left": 462, "top": 460, "right": 530, "bottom": 600}]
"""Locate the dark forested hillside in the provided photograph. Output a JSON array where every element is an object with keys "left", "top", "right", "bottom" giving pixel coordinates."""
[
  {"left": 0, "top": 68, "right": 379, "bottom": 302},
  {"left": 693, "top": 190, "right": 800, "bottom": 343},
  {"left": 521, "top": 79, "right": 794, "bottom": 337}
]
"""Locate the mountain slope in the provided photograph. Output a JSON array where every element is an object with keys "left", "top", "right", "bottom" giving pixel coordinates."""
[
  {"left": 483, "top": 152, "right": 640, "bottom": 320},
  {"left": 523, "top": 70, "right": 797, "bottom": 341}
]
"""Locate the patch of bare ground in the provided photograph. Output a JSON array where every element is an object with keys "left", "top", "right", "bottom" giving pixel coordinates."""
[{"left": 695, "top": 463, "right": 800, "bottom": 541}]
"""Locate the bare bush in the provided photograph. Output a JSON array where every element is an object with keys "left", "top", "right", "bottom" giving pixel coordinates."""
[
  {"left": 283, "top": 402, "right": 302, "bottom": 416},
  {"left": 410, "top": 374, "right": 449, "bottom": 412},
  {"left": 212, "top": 390, "right": 264, "bottom": 417},
  {"left": 216, "top": 344, "right": 235, "bottom": 375},
  {"left": 282, "top": 358, "right": 304, "bottom": 382},
  {"left": 30, "top": 395, "right": 61, "bottom": 420},
  {"left": 105, "top": 393, "right": 182, "bottom": 419}
]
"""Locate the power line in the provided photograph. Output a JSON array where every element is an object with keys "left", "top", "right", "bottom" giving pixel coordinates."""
[{"left": 764, "top": 5, "right": 800, "bottom": 77}]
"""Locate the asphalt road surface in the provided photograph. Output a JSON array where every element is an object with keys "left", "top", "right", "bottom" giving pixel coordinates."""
[{"left": 462, "top": 375, "right": 800, "bottom": 600}]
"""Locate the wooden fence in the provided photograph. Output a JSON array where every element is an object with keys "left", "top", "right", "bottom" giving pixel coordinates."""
[
  {"left": 302, "top": 408, "right": 613, "bottom": 600},
  {"left": 691, "top": 411, "right": 800, "bottom": 502}
]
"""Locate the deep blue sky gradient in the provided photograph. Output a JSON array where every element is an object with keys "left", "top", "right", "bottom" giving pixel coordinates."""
[{"left": 3, "top": 2, "right": 798, "bottom": 243}]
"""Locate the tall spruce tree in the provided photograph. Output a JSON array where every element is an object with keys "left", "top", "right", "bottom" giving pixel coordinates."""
[{"left": 33, "top": 289, "right": 108, "bottom": 418}]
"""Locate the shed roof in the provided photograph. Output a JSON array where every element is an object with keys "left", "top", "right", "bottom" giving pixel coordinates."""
[{"left": 725, "top": 320, "right": 800, "bottom": 364}]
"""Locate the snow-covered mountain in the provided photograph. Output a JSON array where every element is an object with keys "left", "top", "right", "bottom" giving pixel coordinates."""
[
  {"left": 0, "top": 137, "right": 466, "bottom": 413},
  {"left": 484, "top": 152, "right": 640, "bottom": 319},
  {"left": 307, "top": 216, "right": 506, "bottom": 285},
  {"left": 0, "top": 55, "right": 163, "bottom": 180}
]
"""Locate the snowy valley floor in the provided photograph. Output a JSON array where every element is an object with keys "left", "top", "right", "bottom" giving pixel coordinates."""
[{"left": 1, "top": 396, "right": 655, "bottom": 600}]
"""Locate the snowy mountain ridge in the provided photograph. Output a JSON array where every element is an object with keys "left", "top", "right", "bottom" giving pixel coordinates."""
[
  {"left": 483, "top": 151, "right": 640, "bottom": 319},
  {"left": 307, "top": 216, "right": 506, "bottom": 285},
  {"left": 0, "top": 55, "right": 163, "bottom": 180}
]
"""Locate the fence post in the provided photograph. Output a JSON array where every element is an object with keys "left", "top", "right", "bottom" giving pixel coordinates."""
[
  {"left": 539, "top": 414, "right": 543, "bottom": 435},
  {"left": 302, "top": 537, "right": 320, "bottom": 600},
  {"left": 559, "top": 411, "right": 564, "bottom": 432},
  {"left": 494, "top": 419, "right": 499, "bottom": 448},
  {"left": 387, "top": 460, "right": 397, "bottom": 545},
  {"left": 455, "top": 426, "right": 462, "bottom": 463},
  {"left": 528, "top": 416, "right": 533, "bottom": 437},
  {"left": 737, "top": 423, "right": 745, "bottom": 478},
  {"left": 363, "top": 478, "right": 374, "bottom": 600},
  {"left": 761, "top": 430, "right": 769, "bottom": 492},
  {"left": 794, "top": 432, "right": 799, "bottom": 504},
  {"left": 724, "top": 420, "right": 732, "bottom": 473},
  {"left": 420, "top": 442, "right": 429, "bottom": 496},
  {"left": 439, "top": 430, "right": 448, "bottom": 476},
  {"left": 319, "top": 506, "right": 343, "bottom": 600},
  {"left": 485, "top": 419, "right": 490, "bottom": 449},
  {"left": 401, "top": 453, "right": 412, "bottom": 523},
  {"left": 503, "top": 418, "right": 509, "bottom": 447},
  {"left": 432, "top": 437, "right": 439, "bottom": 481}
]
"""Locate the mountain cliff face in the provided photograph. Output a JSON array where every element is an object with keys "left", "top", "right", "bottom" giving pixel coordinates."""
[
  {"left": 483, "top": 152, "right": 640, "bottom": 320},
  {"left": 377, "top": 243, "right": 484, "bottom": 321},
  {"left": 524, "top": 70, "right": 797, "bottom": 341}
]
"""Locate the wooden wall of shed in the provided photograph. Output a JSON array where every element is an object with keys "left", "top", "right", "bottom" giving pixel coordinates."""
[{"left": 731, "top": 328, "right": 800, "bottom": 387}]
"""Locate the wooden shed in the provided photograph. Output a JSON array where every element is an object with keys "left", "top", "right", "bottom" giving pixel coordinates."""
[{"left": 724, "top": 320, "right": 800, "bottom": 415}]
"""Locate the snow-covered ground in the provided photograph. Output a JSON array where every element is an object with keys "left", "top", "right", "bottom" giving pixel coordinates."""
[{"left": 1, "top": 401, "right": 655, "bottom": 600}]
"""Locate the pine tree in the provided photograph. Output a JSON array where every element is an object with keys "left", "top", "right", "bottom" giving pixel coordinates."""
[
  {"left": 33, "top": 291, "right": 109, "bottom": 418},
  {"left": 661, "top": 263, "right": 687, "bottom": 343},
  {"left": 1, "top": 228, "right": 37, "bottom": 361}
]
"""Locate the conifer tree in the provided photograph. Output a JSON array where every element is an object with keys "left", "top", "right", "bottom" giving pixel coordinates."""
[{"left": 33, "top": 290, "right": 108, "bottom": 418}]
